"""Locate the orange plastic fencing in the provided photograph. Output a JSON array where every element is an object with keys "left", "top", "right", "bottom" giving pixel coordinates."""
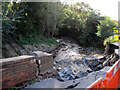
[
  {"left": 87, "top": 59, "right": 120, "bottom": 89},
  {"left": 104, "top": 59, "right": 120, "bottom": 88},
  {"left": 87, "top": 77, "right": 104, "bottom": 89}
]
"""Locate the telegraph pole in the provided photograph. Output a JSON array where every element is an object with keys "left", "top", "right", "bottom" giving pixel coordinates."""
[
  {"left": 118, "top": 1, "right": 120, "bottom": 28},
  {"left": 118, "top": 1, "right": 120, "bottom": 56}
]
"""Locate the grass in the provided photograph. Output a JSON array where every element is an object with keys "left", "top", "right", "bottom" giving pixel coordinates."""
[
  {"left": 5, "top": 86, "right": 17, "bottom": 90},
  {"left": 41, "top": 38, "right": 58, "bottom": 46},
  {"left": 17, "top": 33, "right": 58, "bottom": 46},
  {"left": 5, "top": 79, "right": 36, "bottom": 90}
]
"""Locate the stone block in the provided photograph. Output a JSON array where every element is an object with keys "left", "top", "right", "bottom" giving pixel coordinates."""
[
  {"left": 30, "top": 51, "right": 53, "bottom": 65},
  {"left": 30, "top": 51, "right": 54, "bottom": 73},
  {"left": 40, "top": 61, "right": 54, "bottom": 73}
]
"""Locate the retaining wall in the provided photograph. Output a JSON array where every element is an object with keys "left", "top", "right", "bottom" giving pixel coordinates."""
[{"left": 0, "top": 51, "right": 54, "bottom": 89}]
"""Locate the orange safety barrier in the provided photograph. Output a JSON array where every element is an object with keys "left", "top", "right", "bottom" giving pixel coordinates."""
[
  {"left": 87, "top": 59, "right": 120, "bottom": 89},
  {"left": 104, "top": 60, "right": 120, "bottom": 88},
  {"left": 87, "top": 77, "right": 104, "bottom": 89}
]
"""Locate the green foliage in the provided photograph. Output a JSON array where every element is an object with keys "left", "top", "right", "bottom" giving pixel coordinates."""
[
  {"left": 16, "top": 32, "right": 58, "bottom": 46},
  {"left": 41, "top": 38, "right": 58, "bottom": 46},
  {"left": 5, "top": 79, "right": 36, "bottom": 89},
  {"left": 62, "top": 2, "right": 92, "bottom": 30},
  {"left": 60, "top": 2, "right": 101, "bottom": 46},
  {"left": 2, "top": 2, "right": 118, "bottom": 48},
  {"left": 2, "top": 19, "right": 17, "bottom": 34},
  {"left": 104, "top": 36, "right": 116, "bottom": 45},
  {"left": 96, "top": 16, "right": 118, "bottom": 39},
  {"left": 78, "top": 12, "right": 100, "bottom": 46},
  {"left": 5, "top": 85, "right": 17, "bottom": 90},
  {"left": 27, "top": 79, "right": 35, "bottom": 84},
  {"left": 2, "top": 2, "right": 61, "bottom": 46},
  {"left": 31, "top": 2, "right": 63, "bottom": 37},
  {"left": 2, "top": 2, "right": 25, "bottom": 35}
]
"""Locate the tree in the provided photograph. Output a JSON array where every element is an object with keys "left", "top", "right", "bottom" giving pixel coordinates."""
[
  {"left": 33, "top": 2, "right": 63, "bottom": 37},
  {"left": 2, "top": 2, "right": 25, "bottom": 43},
  {"left": 96, "top": 16, "right": 118, "bottom": 39},
  {"left": 61, "top": 2, "right": 101, "bottom": 46},
  {"left": 62, "top": 2, "right": 94, "bottom": 31},
  {"left": 82, "top": 12, "right": 100, "bottom": 45},
  {"left": 2, "top": 2, "right": 64, "bottom": 44}
]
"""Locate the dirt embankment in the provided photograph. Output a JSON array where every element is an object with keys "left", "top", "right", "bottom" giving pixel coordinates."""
[
  {"left": 2, "top": 37, "right": 104, "bottom": 59},
  {"left": 2, "top": 43, "right": 60, "bottom": 58}
]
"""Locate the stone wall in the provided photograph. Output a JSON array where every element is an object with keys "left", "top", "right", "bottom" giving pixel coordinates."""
[{"left": 0, "top": 51, "right": 54, "bottom": 89}]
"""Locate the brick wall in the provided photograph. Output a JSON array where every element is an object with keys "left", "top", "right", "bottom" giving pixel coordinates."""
[
  {"left": 0, "top": 51, "right": 54, "bottom": 89},
  {"left": 1, "top": 55, "right": 37, "bottom": 89}
]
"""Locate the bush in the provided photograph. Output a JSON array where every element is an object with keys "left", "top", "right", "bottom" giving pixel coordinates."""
[{"left": 104, "top": 36, "right": 116, "bottom": 46}]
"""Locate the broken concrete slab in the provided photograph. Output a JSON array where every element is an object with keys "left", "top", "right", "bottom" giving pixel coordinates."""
[
  {"left": 74, "top": 66, "right": 111, "bottom": 88},
  {"left": 82, "top": 56, "right": 100, "bottom": 67},
  {"left": 24, "top": 66, "right": 111, "bottom": 89},
  {"left": 54, "top": 55, "right": 107, "bottom": 81},
  {"left": 70, "top": 62, "right": 91, "bottom": 78},
  {"left": 54, "top": 59, "right": 92, "bottom": 81}
]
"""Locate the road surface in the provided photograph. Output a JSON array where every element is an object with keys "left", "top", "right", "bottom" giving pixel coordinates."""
[{"left": 24, "top": 67, "right": 111, "bottom": 88}]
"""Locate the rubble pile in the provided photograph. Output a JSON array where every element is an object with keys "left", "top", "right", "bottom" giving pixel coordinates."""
[
  {"left": 103, "top": 43, "right": 119, "bottom": 66},
  {"left": 53, "top": 54, "right": 119, "bottom": 81},
  {"left": 55, "top": 39, "right": 103, "bottom": 61},
  {"left": 24, "top": 40, "right": 119, "bottom": 89},
  {"left": 34, "top": 42, "right": 119, "bottom": 83},
  {"left": 53, "top": 56, "right": 104, "bottom": 81},
  {"left": 46, "top": 42, "right": 119, "bottom": 82},
  {"left": 103, "top": 53, "right": 119, "bottom": 66}
]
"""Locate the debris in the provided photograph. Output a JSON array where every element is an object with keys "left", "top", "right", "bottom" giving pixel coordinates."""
[
  {"left": 70, "top": 62, "right": 92, "bottom": 78},
  {"left": 104, "top": 42, "right": 119, "bottom": 55},
  {"left": 57, "top": 66, "right": 75, "bottom": 81},
  {"left": 109, "top": 53, "right": 119, "bottom": 65},
  {"left": 65, "top": 82, "right": 80, "bottom": 89},
  {"left": 81, "top": 56, "right": 102, "bottom": 71},
  {"left": 53, "top": 51, "right": 119, "bottom": 81},
  {"left": 103, "top": 53, "right": 119, "bottom": 66},
  {"left": 54, "top": 58, "right": 92, "bottom": 81}
]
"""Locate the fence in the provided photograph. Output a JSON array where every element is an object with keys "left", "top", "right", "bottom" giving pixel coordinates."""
[
  {"left": 87, "top": 59, "right": 120, "bottom": 89},
  {"left": 87, "top": 77, "right": 104, "bottom": 89}
]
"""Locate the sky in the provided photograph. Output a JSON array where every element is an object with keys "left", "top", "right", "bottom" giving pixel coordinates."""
[{"left": 60, "top": 0, "right": 120, "bottom": 21}]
